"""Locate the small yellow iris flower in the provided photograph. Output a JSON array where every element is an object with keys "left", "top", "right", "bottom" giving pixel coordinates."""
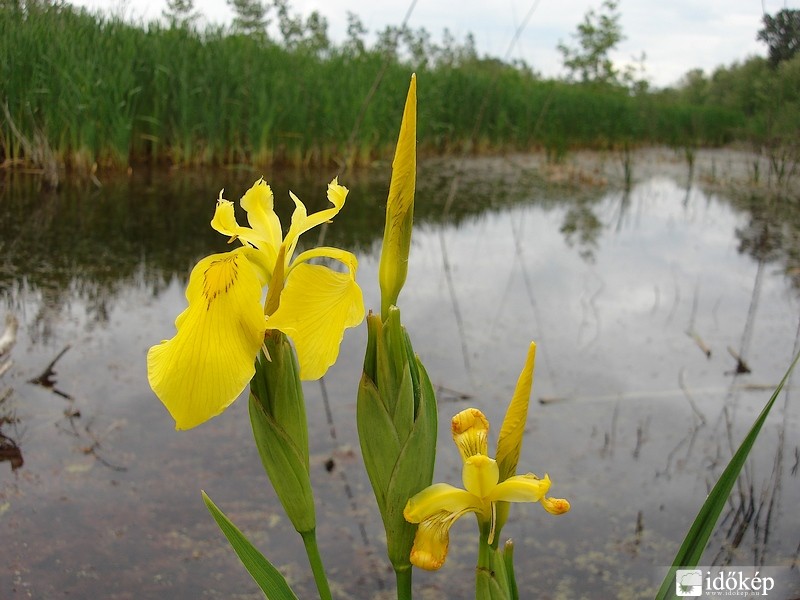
[
  {"left": 403, "top": 408, "right": 570, "bottom": 571},
  {"left": 147, "top": 178, "right": 365, "bottom": 430}
]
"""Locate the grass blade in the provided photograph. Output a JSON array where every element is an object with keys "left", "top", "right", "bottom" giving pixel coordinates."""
[
  {"left": 202, "top": 491, "right": 299, "bottom": 600},
  {"left": 655, "top": 350, "right": 800, "bottom": 600}
]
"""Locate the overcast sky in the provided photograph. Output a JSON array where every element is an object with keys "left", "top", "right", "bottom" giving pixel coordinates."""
[{"left": 68, "top": 0, "right": 797, "bottom": 88}]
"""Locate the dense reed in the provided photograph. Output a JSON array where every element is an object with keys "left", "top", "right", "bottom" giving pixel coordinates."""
[{"left": 0, "top": 2, "right": 771, "bottom": 172}]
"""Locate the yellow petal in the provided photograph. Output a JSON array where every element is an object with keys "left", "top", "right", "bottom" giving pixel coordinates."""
[
  {"left": 496, "top": 342, "right": 536, "bottom": 482},
  {"left": 451, "top": 408, "right": 489, "bottom": 462},
  {"left": 239, "top": 178, "right": 283, "bottom": 252},
  {"left": 266, "top": 261, "right": 364, "bottom": 380},
  {"left": 540, "top": 496, "right": 571, "bottom": 515},
  {"left": 210, "top": 197, "right": 248, "bottom": 240},
  {"left": 379, "top": 74, "right": 416, "bottom": 315},
  {"left": 282, "top": 179, "right": 348, "bottom": 261},
  {"left": 489, "top": 472, "right": 551, "bottom": 504},
  {"left": 462, "top": 455, "right": 500, "bottom": 500},
  {"left": 211, "top": 188, "right": 279, "bottom": 269},
  {"left": 403, "top": 483, "right": 477, "bottom": 523},
  {"left": 409, "top": 511, "right": 459, "bottom": 571},
  {"left": 147, "top": 250, "right": 267, "bottom": 430}
]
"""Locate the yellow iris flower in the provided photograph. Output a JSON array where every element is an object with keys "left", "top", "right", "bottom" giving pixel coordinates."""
[
  {"left": 403, "top": 408, "right": 570, "bottom": 571},
  {"left": 147, "top": 178, "right": 365, "bottom": 430}
]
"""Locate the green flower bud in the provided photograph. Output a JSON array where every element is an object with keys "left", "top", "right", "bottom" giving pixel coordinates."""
[
  {"left": 249, "top": 330, "right": 315, "bottom": 534},
  {"left": 379, "top": 75, "right": 417, "bottom": 318},
  {"left": 357, "top": 307, "right": 437, "bottom": 572}
]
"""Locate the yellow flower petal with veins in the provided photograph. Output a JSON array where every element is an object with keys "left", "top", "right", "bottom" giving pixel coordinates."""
[
  {"left": 147, "top": 249, "right": 267, "bottom": 430},
  {"left": 462, "top": 455, "right": 500, "bottom": 501},
  {"left": 239, "top": 178, "right": 282, "bottom": 252},
  {"left": 403, "top": 483, "right": 477, "bottom": 523},
  {"left": 451, "top": 408, "right": 489, "bottom": 462},
  {"left": 266, "top": 260, "right": 364, "bottom": 380},
  {"left": 211, "top": 185, "right": 279, "bottom": 268},
  {"left": 403, "top": 483, "right": 480, "bottom": 572},
  {"left": 490, "top": 472, "right": 551, "bottom": 503},
  {"left": 408, "top": 513, "right": 458, "bottom": 571}
]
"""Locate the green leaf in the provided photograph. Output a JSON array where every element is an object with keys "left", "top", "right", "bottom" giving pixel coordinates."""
[
  {"left": 655, "top": 350, "right": 800, "bottom": 600},
  {"left": 502, "top": 540, "right": 519, "bottom": 600},
  {"left": 202, "top": 491, "right": 299, "bottom": 600}
]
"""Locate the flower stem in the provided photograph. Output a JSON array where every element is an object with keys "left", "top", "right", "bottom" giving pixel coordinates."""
[
  {"left": 395, "top": 566, "right": 413, "bottom": 600},
  {"left": 477, "top": 523, "right": 493, "bottom": 571},
  {"left": 300, "top": 529, "right": 332, "bottom": 600}
]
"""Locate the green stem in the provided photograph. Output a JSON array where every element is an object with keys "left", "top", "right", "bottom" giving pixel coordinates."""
[
  {"left": 477, "top": 523, "right": 493, "bottom": 571},
  {"left": 395, "top": 566, "right": 413, "bottom": 600},
  {"left": 300, "top": 529, "right": 332, "bottom": 600}
]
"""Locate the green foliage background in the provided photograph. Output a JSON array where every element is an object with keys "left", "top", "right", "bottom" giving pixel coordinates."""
[{"left": 0, "top": 2, "right": 797, "bottom": 170}]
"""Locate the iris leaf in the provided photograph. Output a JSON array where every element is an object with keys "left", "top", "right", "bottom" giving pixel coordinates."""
[{"left": 202, "top": 491, "right": 299, "bottom": 600}]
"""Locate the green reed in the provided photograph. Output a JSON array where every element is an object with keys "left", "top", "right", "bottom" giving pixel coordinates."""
[{"left": 0, "top": 2, "right": 748, "bottom": 171}]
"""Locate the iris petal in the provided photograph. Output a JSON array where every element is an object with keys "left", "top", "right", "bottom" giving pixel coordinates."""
[
  {"left": 210, "top": 199, "right": 250, "bottom": 241},
  {"left": 147, "top": 250, "right": 267, "bottom": 430},
  {"left": 239, "top": 178, "right": 283, "bottom": 252},
  {"left": 451, "top": 408, "right": 490, "bottom": 462},
  {"left": 403, "top": 483, "right": 478, "bottom": 523},
  {"left": 409, "top": 511, "right": 463, "bottom": 571},
  {"left": 541, "top": 496, "right": 571, "bottom": 515},
  {"left": 489, "top": 473, "right": 551, "bottom": 503},
  {"left": 266, "top": 261, "right": 364, "bottom": 380},
  {"left": 211, "top": 193, "right": 278, "bottom": 268},
  {"left": 462, "top": 455, "right": 500, "bottom": 500},
  {"left": 282, "top": 179, "right": 348, "bottom": 261}
]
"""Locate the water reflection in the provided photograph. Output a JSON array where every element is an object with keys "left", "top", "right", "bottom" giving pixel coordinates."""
[{"left": 1, "top": 151, "right": 799, "bottom": 598}]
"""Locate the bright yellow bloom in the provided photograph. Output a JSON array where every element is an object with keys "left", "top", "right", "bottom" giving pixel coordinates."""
[
  {"left": 147, "top": 178, "right": 364, "bottom": 430},
  {"left": 403, "top": 408, "right": 569, "bottom": 571}
]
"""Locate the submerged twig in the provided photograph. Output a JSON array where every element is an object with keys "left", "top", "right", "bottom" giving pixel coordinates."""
[
  {"left": 28, "top": 345, "right": 74, "bottom": 399},
  {"left": 686, "top": 329, "right": 712, "bottom": 358},
  {"left": 0, "top": 430, "right": 23, "bottom": 471},
  {"left": 727, "top": 346, "right": 752, "bottom": 375}
]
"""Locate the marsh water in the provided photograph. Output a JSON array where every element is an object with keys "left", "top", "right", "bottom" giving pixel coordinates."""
[{"left": 1, "top": 149, "right": 799, "bottom": 599}]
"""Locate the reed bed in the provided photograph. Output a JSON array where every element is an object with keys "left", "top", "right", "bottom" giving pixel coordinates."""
[{"left": 0, "top": 2, "right": 748, "bottom": 172}]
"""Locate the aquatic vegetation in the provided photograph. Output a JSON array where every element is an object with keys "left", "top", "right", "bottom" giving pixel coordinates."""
[{"left": 1, "top": 2, "right": 748, "bottom": 173}]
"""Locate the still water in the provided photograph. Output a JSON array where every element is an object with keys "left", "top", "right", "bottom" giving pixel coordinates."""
[{"left": 1, "top": 149, "right": 799, "bottom": 599}]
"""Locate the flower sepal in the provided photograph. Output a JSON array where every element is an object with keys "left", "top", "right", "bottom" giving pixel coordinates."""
[{"left": 249, "top": 330, "right": 315, "bottom": 534}]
